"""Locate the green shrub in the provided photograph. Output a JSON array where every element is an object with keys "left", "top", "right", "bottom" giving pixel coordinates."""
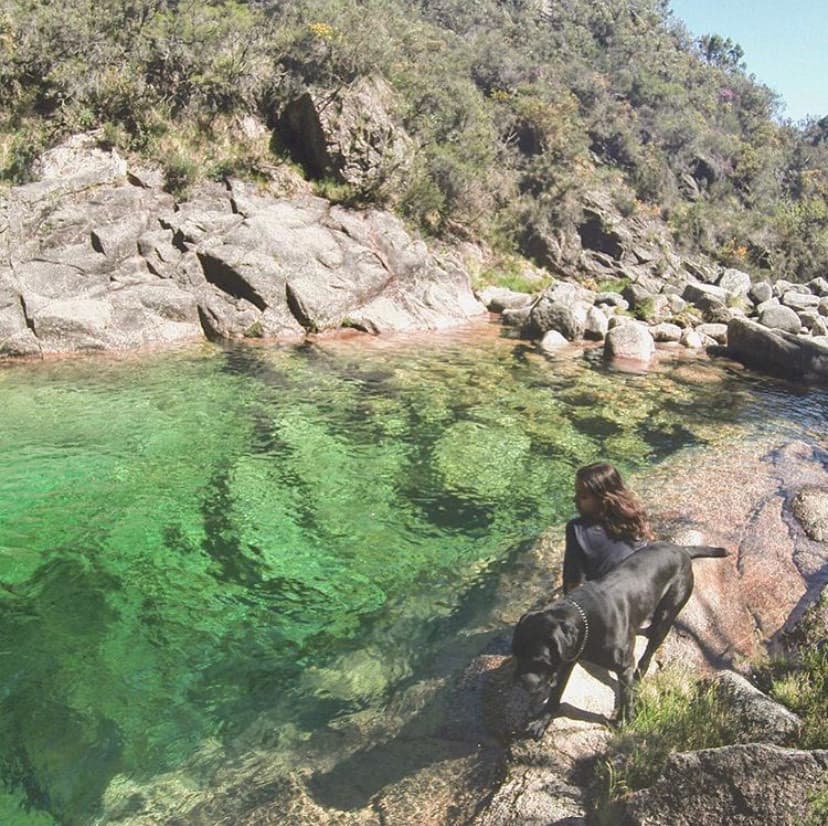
[
  {"left": 769, "top": 649, "right": 828, "bottom": 749},
  {"left": 162, "top": 151, "right": 199, "bottom": 198},
  {"left": 473, "top": 257, "right": 547, "bottom": 294},
  {"left": 760, "top": 594, "right": 828, "bottom": 750},
  {"left": 1, "top": 0, "right": 826, "bottom": 280},
  {"left": 243, "top": 320, "right": 264, "bottom": 338},
  {"left": 633, "top": 297, "right": 656, "bottom": 322},
  {"left": 596, "top": 277, "right": 632, "bottom": 295},
  {"left": 0, "top": 128, "right": 44, "bottom": 183},
  {"left": 312, "top": 177, "right": 358, "bottom": 205},
  {"left": 399, "top": 161, "right": 448, "bottom": 232},
  {"left": 805, "top": 784, "right": 828, "bottom": 826}
]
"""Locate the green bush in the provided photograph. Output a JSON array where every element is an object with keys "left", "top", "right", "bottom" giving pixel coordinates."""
[
  {"left": 162, "top": 150, "right": 199, "bottom": 198},
  {"left": 1, "top": 128, "right": 44, "bottom": 183},
  {"left": 596, "top": 277, "right": 632, "bottom": 294},
  {"left": 758, "top": 593, "right": 828, "bottom": 749},
  {"left": 473, "top": 256, "right": 547, "bottom": 293},
  {"left": 633, "top": 297, "right": 656, "bottom": 321},
  {"left": 769, "top": 646, "right": 828, "bottom": 749},
  {"left": 1, "top": 0, "right": 826, "bottom": 279},
  {"left": 805, "top": 784, "right": 828, "bottom": 826},
  {"left": 312, "top": 177, "right": 358, "bottom": 205}
]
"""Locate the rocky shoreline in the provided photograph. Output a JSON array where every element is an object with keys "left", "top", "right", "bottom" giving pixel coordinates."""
[
  {"left": 482, "top": 261, "right": 828, "bottom": 382},
  {"left": 4, "top": 133, "right": 828, "bottom": 386},
  {"left": 0, "top": 134, "right": 486, "bottom": 361},
  {"left": 474, "top": 437, "right": 828, "bottom": 825}
]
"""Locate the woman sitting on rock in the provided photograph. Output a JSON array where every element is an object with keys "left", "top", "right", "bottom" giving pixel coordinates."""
[{"left": 563, "top": 462, "right": 653, "bottom": 593}]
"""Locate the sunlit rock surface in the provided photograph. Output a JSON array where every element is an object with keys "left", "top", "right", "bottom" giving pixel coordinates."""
[{"left": 0, "top": 136, "right": 485, "bottom": 359}]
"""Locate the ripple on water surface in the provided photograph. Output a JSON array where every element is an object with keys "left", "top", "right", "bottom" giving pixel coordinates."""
[{"left": 0, "top": 329, "right": 826, "bottom": 824}]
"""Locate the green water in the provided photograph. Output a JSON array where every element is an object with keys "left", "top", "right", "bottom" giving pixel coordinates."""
[{"left": 1, "top": 328, "right": 825, "bottom": 825}]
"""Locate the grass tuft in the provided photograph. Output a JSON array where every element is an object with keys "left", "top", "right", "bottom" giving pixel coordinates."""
[{"left": 590, "top": 666, "right": 742, "bottom": 820}]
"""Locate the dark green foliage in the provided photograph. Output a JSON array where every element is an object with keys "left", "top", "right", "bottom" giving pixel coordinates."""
[
  {"left": 162, "top": 150, "right": 199, "bottom": 197},
  {"left": 696, "top": 33, "right": 745, "bottom": 70},
  {"left": 1, "top": 129, "right": 44, "bottom": 183},
  {"left": 1, "top": 0, "right": 827, "bottom": 279},
  {"left": 633, "top": 297, "right": 656, "bottom": 322}
]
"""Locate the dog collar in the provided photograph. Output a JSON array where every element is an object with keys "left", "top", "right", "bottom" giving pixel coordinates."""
[{"left": 562, "top": 597, "right": 589, "bottom": 662}]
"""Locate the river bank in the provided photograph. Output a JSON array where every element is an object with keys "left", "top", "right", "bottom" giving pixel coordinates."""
[{"left": 4, "top": 134, "right": 828, "bottom": 393}]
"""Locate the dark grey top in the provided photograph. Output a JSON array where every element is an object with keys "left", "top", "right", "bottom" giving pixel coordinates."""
[{"left": 563, "top": 517, "right": 645, "bottom": 589}]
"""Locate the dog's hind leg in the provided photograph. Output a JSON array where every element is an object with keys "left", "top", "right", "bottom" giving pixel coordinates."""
[
  {"left": 634, "top": 623, "right": 671, "bottom": 681},
  {"left": 635, "top": 586, "right": 691, "bottom": 680}
]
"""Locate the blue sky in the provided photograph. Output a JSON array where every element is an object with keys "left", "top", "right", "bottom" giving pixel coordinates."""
[{"left": 668, "top": 1, "right": 828, "bottom": 123}]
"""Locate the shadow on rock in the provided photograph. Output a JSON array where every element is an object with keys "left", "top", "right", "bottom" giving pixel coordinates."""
[{"left": 306, "top": 632, "right": 515, "bottom": 816}]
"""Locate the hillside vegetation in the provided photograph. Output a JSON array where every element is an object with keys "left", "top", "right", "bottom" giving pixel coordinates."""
[{"left": 2, "top": 0, "right": 827, "bottom": 280}]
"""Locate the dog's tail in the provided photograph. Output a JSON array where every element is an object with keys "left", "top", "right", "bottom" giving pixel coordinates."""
[{"left": 687, "top": 545, "right": 728, "bottom": 559}]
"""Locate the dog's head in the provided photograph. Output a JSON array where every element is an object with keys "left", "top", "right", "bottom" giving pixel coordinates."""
[{"left": 511, "top": 609, "right": 580, "bottom": 696}]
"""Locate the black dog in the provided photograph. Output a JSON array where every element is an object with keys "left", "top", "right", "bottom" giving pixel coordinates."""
[{"left": 512, "top": 541, "right": 728, "bottom": 738}]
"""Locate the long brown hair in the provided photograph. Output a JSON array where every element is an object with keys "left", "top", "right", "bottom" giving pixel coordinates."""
[{"left": 576, "top": 462, "right": 652, "bottom": 541}]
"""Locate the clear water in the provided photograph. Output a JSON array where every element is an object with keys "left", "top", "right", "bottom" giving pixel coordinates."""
[{"left": 0, "top": 326, "right": 826, "bottom": 825}]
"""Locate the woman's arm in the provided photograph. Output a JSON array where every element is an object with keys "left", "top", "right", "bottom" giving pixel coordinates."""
[{"left": 563, "top": 520, "right": 586, "bottom": 593}]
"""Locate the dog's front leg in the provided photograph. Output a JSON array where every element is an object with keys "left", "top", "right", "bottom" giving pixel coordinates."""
[
  {"left": 525, "top": 704, "right": 556, "bottom": 739},
  {"left": 612, "top": 662, "right": 637, "bottom": 724},
  {"left": 525, "top": 664, "right": 574, "bottom": 739}
]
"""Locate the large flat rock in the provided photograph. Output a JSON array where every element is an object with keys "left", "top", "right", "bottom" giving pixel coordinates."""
[{"left": 727, "top": 316, "right": 828, "bottom": 380}]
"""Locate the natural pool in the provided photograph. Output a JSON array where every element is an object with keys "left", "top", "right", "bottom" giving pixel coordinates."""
[{"left": 1, "top": 324, "right": 826, "bottom": 825}]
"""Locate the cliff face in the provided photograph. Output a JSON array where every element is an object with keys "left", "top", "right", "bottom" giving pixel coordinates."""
[{"left": 0, "top": 135, "right": 485, "bottom": 359}]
